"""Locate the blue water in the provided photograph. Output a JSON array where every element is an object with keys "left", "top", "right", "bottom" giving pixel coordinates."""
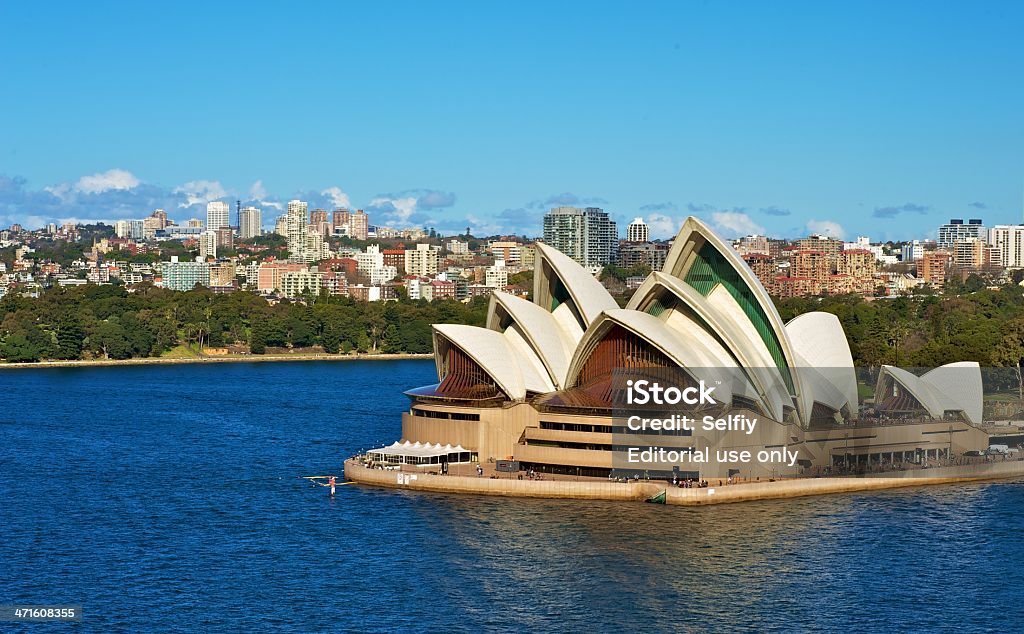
[{"left": 1, "top": 360, "right": 1022, "bottom": 632}]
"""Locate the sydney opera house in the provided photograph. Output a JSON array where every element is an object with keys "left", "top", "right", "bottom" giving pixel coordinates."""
[{"left": 374, "top": 217, "right": 988, "bottom": 480}]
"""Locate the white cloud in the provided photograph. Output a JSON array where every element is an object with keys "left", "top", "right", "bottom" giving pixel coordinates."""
[
  {"left": 172, "top": 180, "right": 228, "bottom": 208},
  {"left": 369, "top": 196, "right": 418, "bottom": 225},
  {"left": 74, "top": 168, "right": 140, "bottom": 194},
  {"left": 710, "top": 211, "right": 764, "bottom": 237},
  {"left": 249, "top": 180, "right": 268, "bottom": 200},
  {"left": 248, "top": 179, "right": 283, "bottom": 210},
  {"left": 646, "top": 213, "right": 681, "bottom": 239},
  {"left": 321, "top": 186, "right": 351, "bottom": 209},
  {"left": 806, "top": 219, "right": 846, "bottom": 239}
]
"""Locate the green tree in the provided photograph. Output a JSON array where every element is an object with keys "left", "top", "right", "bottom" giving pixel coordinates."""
[{"left": 1, "top": 332, "right": 43, "bottom": 362}]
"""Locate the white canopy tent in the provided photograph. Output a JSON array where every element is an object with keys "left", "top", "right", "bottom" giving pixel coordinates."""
[{"left": 367, "top": 441, "right": 476, "bottom": 466}]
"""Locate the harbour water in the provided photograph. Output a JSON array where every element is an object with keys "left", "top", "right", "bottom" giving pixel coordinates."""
[{"left": 1, "top": 360, "right": 1022, "bottom": 631}]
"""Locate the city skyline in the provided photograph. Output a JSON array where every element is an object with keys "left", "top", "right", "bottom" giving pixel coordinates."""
[{"left": 1, "top": 2, "right": 1023, "bottom": 240}]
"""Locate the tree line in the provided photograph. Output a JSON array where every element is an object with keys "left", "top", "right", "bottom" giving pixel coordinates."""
[
  {"left": 0, "top": 284, "right": 488, "bottom": 362},
  {"left": 3, "top": 281, "right": 1024, "bottom": 376}
]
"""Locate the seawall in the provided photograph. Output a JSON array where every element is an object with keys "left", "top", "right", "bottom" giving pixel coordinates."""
[{"left": 344, "top": 459, "right": 1024, "bottom": 506}]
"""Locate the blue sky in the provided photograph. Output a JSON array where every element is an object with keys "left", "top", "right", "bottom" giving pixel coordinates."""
[{"left": 1, "top": 1, "right": 1022, "bottom": 240}]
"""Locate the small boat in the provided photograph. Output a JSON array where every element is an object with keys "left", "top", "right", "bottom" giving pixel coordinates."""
[{"left": 645, "top": 490, "right": 667, "bottom": 504}]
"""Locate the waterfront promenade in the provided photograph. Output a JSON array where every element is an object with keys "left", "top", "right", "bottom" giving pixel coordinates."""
[{"left": 344, "top": 457, "right": 1024, "bottom": 506}]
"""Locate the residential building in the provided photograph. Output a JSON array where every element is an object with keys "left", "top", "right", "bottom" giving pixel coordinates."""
[
  {"left": 280, "top": 270, "right": 323, "bottom": 298},
  {"left": 370, "top": 265, "right": 398, "bottom": 286},
  {"left": 256, "top": 261, "right": 305, "bottom": 293},
  {"left": 142, "top": 216, "right": 162, "bottom": 240},
  {"left": 209, "top": 262, "right": 237, "bottom": 288},
  {"left": 215, "top": 227, "right": 234, "bottom": 250},
  {"left": 198, "top": 231, "right": 217, "bottom": 260},
  {"left": 488, "top": 240, "right": 522, "bottom": 265},
  {"left": 405, "top": 243, "right": 439, "bottom": 277},
  {"left": 953, "top": 238, "right": 1002, "bottom": 270},
  {"left": 115, "top": 219, "right": 144, "bottom": 240},
  {"left": 207, "top": 201, "right": 230, "bottom": 231},
  {"left": 356, "top": 245, "right": 384, "bottom": 276},
  {"left": 988, "top": 225, "right": 1024, "bottom": 268},
  {"left": 919, "top": 251, "right": 952, "bottom": 286},
  {"left": 447, "top": 240, "right": 469, "bottom": 255},
  {"left": 838, "top": 249, "right": 876, "bottom": 279},
  {"left": 286, "top": 200, "right": 311, "bottom": 263},
  {"left": 542, "top": 206, "right": 618, "bottom": 267},
  {"left": 618, "top": 242, "right": 668, "bottom": 270},
  {"left": 743, "top": 253, "right": 777, "bottom": 292},
  {"left": 162, "top": 256, "right": 210, "bottom": 291},
  {"left": 239, "top": 207, "right": 262, "bottom": 239},
  {"left": 937, "top": 218, "right": 985, "bottom": 249},
  {"left": 349, "top": 210, "right": 369, "bottom": 240},
  {"left": 901, "top": 240, "right": 925, "bottom": 262},
  {"left": 735, "top": 235, "right": 770, "bottom": 256},
  {"left": 626, "top": 217, "right": 649, "bottom": 243},
  {"left": 485, "top": 260, "right": 508, "bottom": 290}
]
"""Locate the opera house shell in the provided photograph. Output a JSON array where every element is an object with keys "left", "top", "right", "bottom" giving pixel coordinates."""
[{"left": 394, "top": 217, "right": 987, "bottom": 479}]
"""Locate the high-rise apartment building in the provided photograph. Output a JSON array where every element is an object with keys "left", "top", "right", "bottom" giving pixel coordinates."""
[
  {"left": 239, "top": 207, "right": 262, "bottom": 239},
  {"left": 542, "top": 206, "right": 618, "bottom": 267},
  {"left": 162, "top": 256, "right": 210, "bottom": 291},
  {"left": 987, "top": 225, "right": 1024, "bottom": 268},
  {"left": 330, "top": 208, "right": 369, "bottom": 240},
  {"left": 115, "top": 219, "right": 144, "bottom": 240},
  {"left": 626, "top": 217, "right": 649, "bottom": 242},
  {"left": 309, "top": 208, "right": 330, "bottom": 236},
  {"left": 953, "top": 237, "right": 1002, "bottom": 269},
  {"left": 405, "top": 243, "right": 439, "bottom": 276},
  {"left": 937, "top": 218, "right": 985, "bottom": 249},
  {"left": 332, "top": 208, "right": 350, "bottom": 234},
  {"left": 919, "top": 251, "right": 952, "bottom": 286},
  {"left": 207, "top": 201, "right": 230, "bottom": 231},
  {"left": 286, "top": 200, "right": 311, "bottom": 263},
  {"left": 199, "top": 230, "right": 218, "bottom": 260},
  {"left": 349, "top": 210, "right": 369, "bottom": 240}
]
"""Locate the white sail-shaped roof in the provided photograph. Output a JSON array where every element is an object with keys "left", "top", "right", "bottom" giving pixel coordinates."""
[
  {"left": 876, "top": 363, "right": 983, "bottom": 426},
  {"left": 533, "top": 242, "right": 616, "bottom": 330},
  {"left": 433, "top": 324, "right": 555, "bottom": 399},
  {"left": 626, "top": 271, "right": 790, "bottom": 421},
  {"left": 486, "top": 291, "right": 577, "bottom": 388},
  {"left": 786, "top": 312, "right": 858, "bottom": 418},
  {"left": 659, "top": 216, "right": 807, "bottom": 422}
]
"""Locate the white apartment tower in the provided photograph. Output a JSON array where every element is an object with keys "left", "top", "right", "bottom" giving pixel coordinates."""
[
  {"left": 286, "top": 200, "right": 311, "bottom": 263},
  {"left": 988, "top": 225, "right": 1024, "bottom": 268},
  {"left": 207, "top": 201, "right": 230, "bottom": 231},
  {"left": 627, "top": 217, "right": 649, "bottom": 242},
  {"left": 239, "top": 207, "right": 262, "bottom": 239},
  {"left": 198, "top": 230, "right": 218, "bottom": 260}
]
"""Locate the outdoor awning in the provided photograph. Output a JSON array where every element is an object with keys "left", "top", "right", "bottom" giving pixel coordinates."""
[{"left": 367, "top": 441, "right": 475, "bottom": 465}]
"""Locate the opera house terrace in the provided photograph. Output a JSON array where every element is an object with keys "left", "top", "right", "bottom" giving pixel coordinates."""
[{"left": 350, "top": 217, "right": 1002, "bottom": 493}]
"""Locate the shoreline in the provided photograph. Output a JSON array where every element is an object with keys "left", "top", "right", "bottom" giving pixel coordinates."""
[
  {"left": 0, "top": 352, "right": 434, "bottom": 369},
  {"left": 343, "top": 458, "right": 1024, "bottom": 506}
]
